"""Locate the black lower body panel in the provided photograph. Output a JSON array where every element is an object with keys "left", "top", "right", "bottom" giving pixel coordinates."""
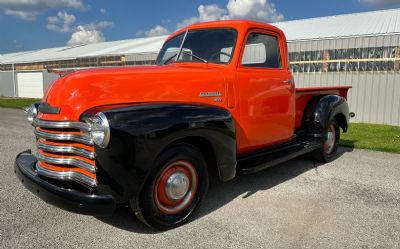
[
  {"left": 238, "top": 138, "right": 321, "bottom": 174},
  {"left": 15, "top": 152, "right": 116, "bottom": 216}
]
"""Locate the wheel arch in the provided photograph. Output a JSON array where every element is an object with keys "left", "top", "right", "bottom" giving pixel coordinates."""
[
  {"left": 163, "top": 136, "right": 220, "bottom": 183},
  {"left": 302, "top": 94, "right": 349, "bottom": 139},
  {"left": 93, "top": 103, "right": 236, "bottom": 203},
  {"left": 333, "top": 112, "right": 348, "bottom": 133}
]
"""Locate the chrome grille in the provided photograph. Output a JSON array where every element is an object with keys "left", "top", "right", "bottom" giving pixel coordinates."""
[
  {"left": 33, "top": 118, "right": 97, "bottom": 187},
  {"left": 34, "top": 128, "right": 93, "bottom": 145},
  {"left": 36, "top": 140, "right": 95, "bottom": 159}
]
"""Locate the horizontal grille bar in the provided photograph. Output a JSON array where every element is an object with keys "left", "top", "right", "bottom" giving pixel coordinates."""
[
  {"left": 37, "top": 140, "right": 95, "bottom": 159},
  {"left": 36, "top": 152, "right": 96, "bottom": 173},
  {"left": 34, "top": 128, "right": 93, "bottom": 145},
  {"left": 36, "top": 162, "right": 97, "bottom": 187},
  {"left": 33, "top": 119, "right": 91, "bottom": 132}
]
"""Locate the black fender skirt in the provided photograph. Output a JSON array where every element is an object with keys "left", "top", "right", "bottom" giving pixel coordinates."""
[
  {"left": 303, "top": 95, "right": 350, "bottom": 140},
  {"left": 91, "top": 103, "right": 236, "bottom": 203}
]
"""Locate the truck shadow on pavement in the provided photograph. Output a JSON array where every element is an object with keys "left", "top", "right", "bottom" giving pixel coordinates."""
[{"left": 96, "top": 147, "right": 354, "bottom": 234}]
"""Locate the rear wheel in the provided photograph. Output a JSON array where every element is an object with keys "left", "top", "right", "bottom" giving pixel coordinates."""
[
  {"left": 312, "top": 119, "right": 340, "bottom": 162},
  {"left": 130, "top": 143, "right": 209, "bottom": 230}
]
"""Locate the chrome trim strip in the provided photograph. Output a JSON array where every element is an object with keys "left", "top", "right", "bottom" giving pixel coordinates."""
[
  {"left": 37, "top": 141, "right": 95, "bottom": 159},
  {"left": 33, "top": 119, "right": 91, "bottom": 132},
  {"left": 36, "top": 153, "right": 96, "bottom": 173},
  {"left": 34, "top": 128, "right": 93, "bottom": 145},
  {"left": 36, "top": 162, "right": 97, "bottom": 188}
]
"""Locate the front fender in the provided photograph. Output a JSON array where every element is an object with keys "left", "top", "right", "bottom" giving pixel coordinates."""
[{"left": 92, "top": 103, "right": 236, "bottom": 203}]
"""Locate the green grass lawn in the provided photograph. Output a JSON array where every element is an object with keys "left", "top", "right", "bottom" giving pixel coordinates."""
[
  {"left": 0, "top": 97, "right": 41, "bottom": 109},
  {"left": 340, "top": 123, "right": 400, "bottom": 154}
]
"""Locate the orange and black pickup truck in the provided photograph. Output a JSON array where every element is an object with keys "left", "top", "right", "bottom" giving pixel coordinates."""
[{"left": 15, "top": 20, "right": 353, "bottom": 230}]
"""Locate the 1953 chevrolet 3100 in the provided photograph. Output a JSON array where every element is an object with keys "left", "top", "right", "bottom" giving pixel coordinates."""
[{"left": 15, "top": 20, "right": 352, "bottom": 230}]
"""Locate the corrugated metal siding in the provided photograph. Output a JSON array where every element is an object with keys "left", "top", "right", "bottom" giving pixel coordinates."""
[
  {"left": 290, "top": 35, "right": 400, "bottom": 126},
  {"left": 125, "top": 53, "right": 158, "bottom": 62}
]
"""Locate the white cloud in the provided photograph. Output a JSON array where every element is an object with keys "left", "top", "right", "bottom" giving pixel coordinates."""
[
  {"left": 137, "top": 25, "right": 170, "bottom": 37},
  {"left": 100, "top": 8, "right": 106, "bottom": 14},
  {"left": 67, "top": 25, "right": 105, "bottom": 46},
  {"left": 223, "top": 0, "right": 284, "bottom": 22},
  {"left": 0, "top": 0, "right": 85, "bottom": 20},
  {"left": 138, "top": 1, "right": 283, "bottom": 37},
  {"left": 358, "top": 0, "right": 400, "bottom": 7},
  {"left": 177, "top": 4, "right": 226, "bottom": 29},
  {"left": 89, "top": 20, "right": 113, "bottom": 29},
  {"left": 46, "top": 10, "right": 76, "bottom": 33},
  {"left": 44, "top": 9, "right": 113, "bottom": 45},
  {"left": 174, "top": 1, "right": 283, "bottom": 31},
  {"left": 13, "top": 39, "right": 22, "bottom": 48},
  {"left": 66, "top": 20, "right": 113, "bottom": 45},
  {"left": 4, "top": 9, "right": 38, "bottom": 20}
]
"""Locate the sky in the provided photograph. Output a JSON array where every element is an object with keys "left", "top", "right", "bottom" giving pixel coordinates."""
[{"left": 1, "top": 0, "right": 400, "bottom": 54}]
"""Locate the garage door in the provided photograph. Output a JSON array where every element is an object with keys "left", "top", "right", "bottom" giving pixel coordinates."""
[{"left": 17, "top": 72, "right": 44, "bottom": 98}]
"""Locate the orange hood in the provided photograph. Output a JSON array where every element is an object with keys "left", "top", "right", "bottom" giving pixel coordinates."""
[{"left": 38, "top": 64, "right": 227, "bottom": 121}]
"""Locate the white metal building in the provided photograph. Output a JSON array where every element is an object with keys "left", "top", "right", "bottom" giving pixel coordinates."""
[{"left": 0, "top": 8, "right": 399, "bottom": 125}]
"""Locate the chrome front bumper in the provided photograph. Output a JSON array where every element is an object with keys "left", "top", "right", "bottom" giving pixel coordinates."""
[{"left": 14, "top": 151, "right": 115, "bottom": 216}]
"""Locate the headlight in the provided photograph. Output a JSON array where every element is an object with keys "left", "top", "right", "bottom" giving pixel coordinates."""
[
  {"left": 88, "top": 112, "right": 110, "bottom": 148},
  {"left": 26, "top": 104, "right": 38, "bottom": 124}
]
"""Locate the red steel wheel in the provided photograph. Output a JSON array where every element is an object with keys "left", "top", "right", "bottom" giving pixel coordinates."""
[
  {"left": 323, "top": 123, "right": 337, "bottom": 155},
  {"left": 130, "top": 143, "right": 209, "bottom": 230},
  {"left": 312, "top": 119, "right": 340, "bottom": 163},
  {"left": 154, "top": 161, "right": 198, "bottom": 214}
]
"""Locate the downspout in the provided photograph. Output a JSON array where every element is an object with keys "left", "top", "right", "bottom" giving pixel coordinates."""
[{"left": 12, "top": 63, "right": 16, "bottom": 97}]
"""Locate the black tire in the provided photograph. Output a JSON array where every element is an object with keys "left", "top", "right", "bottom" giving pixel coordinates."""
[
  {"left": 130, "top": 143, "right": 209, "bottom": 230},
  {"left": 312, "top": 119, "right": 340, "bottom": 163}
]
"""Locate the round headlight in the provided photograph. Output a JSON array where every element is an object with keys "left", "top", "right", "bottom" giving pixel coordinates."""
[
  {"left": 89, "top": 112, "right": 110, "bottom": 148},
  {"left": 27, "top": 104, "right": 38, "bottom": 124}
]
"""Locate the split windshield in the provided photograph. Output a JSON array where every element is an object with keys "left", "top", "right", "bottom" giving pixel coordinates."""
[{"left": 156, "top": 28, "right": 237, "bottom": 65}]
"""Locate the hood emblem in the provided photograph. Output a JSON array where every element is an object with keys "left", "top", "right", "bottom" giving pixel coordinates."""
[{"left": 199, "top": 92, "right": 222, "bottom": 97}]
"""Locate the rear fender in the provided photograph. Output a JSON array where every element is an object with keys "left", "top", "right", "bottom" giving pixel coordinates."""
[{"left": 303, "top": 95, "right": 349, "bottom": 140}]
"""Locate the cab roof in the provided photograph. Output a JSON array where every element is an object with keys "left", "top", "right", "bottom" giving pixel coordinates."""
[{"left": 167, "top": 19, "right": 286, "bottom": 41}]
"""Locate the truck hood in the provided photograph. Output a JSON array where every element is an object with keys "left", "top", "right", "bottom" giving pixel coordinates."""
[{"left": 39, "top": 64, "right": 227, "bottom": 121}]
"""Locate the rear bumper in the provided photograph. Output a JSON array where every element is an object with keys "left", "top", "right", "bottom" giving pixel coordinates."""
[{"left": 14, "top": 151, "right": 116, "bottom": 216}]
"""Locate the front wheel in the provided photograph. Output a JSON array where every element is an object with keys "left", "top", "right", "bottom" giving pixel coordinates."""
[
  {"left": 130, "top": 143, "right": 209, "bottom": 230},
  {"left": 311, "top": 119, "right": 340, "bottom": 162}
]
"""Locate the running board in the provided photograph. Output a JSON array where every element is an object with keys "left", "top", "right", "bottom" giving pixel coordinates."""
[{"left": 238, "top": 139, "right": 321, "bottom": 175}]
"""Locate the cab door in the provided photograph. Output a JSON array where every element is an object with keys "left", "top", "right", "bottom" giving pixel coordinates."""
[{"left": 236, "top": 30, "right": 295, "bottom": 153}]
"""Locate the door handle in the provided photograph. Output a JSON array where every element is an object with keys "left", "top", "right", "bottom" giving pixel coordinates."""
[{"left": 283, "top": 79, "right": 294, "bottom": 84}]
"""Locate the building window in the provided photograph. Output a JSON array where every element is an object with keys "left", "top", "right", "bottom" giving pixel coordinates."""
[{"left": 289, "top": 46, "right": 400, "bottom": 72}]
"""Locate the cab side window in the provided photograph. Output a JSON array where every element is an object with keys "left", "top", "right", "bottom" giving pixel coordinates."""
[{"left": 242, "top": 33, "right": 282, "bottom": 68}]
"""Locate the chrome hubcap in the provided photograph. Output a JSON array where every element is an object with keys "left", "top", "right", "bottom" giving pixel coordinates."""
[
  {"left": 324, "top": 125, "right": 336, "bottom": 154},
  {"left": 165, "top": 172, "right": 190, "bottom": 200},
  {"left": 154, "top": 161, "right": 198, "bottom": 214}
]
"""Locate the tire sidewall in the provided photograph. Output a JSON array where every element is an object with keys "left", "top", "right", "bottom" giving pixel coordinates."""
[
  {"left": 137, "top": 143, "right": 209, "bottom": 230},
  {"left": 323, "top": 119, "right": 340, "bottom": 161}
]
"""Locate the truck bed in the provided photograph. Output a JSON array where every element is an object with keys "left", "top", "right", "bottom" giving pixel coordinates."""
[{"left": 295, "top": 86, "right": 351, "bottom": 128}]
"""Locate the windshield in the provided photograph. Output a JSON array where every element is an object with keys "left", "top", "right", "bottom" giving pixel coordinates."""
[{"left": 156, "top": 28, "right": 237, "bottom": 65}]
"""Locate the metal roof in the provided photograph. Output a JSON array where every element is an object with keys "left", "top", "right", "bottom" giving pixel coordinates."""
[
  {"left": 274, "top": 8, "right": 400, "bottom": 41},
  {"left": 0, "top": 35, "right": 167, "bottom": 64},
  {"left": 1, "top": 8, "right": 399, "bottom": 64}
]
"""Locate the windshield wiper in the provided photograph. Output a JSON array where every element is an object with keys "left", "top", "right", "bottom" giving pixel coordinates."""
[
  {"left": 163, "top": 53, "right": 178, "bottom": 65},
  {"left": 162, "top": 29, "right": 207, "bottom": 64},
  {"left": 163, "top": 50, "right": 208, "bottom": 65},
  {"left": 181, "top": 50, "right": 208, "bottom": 63}
]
